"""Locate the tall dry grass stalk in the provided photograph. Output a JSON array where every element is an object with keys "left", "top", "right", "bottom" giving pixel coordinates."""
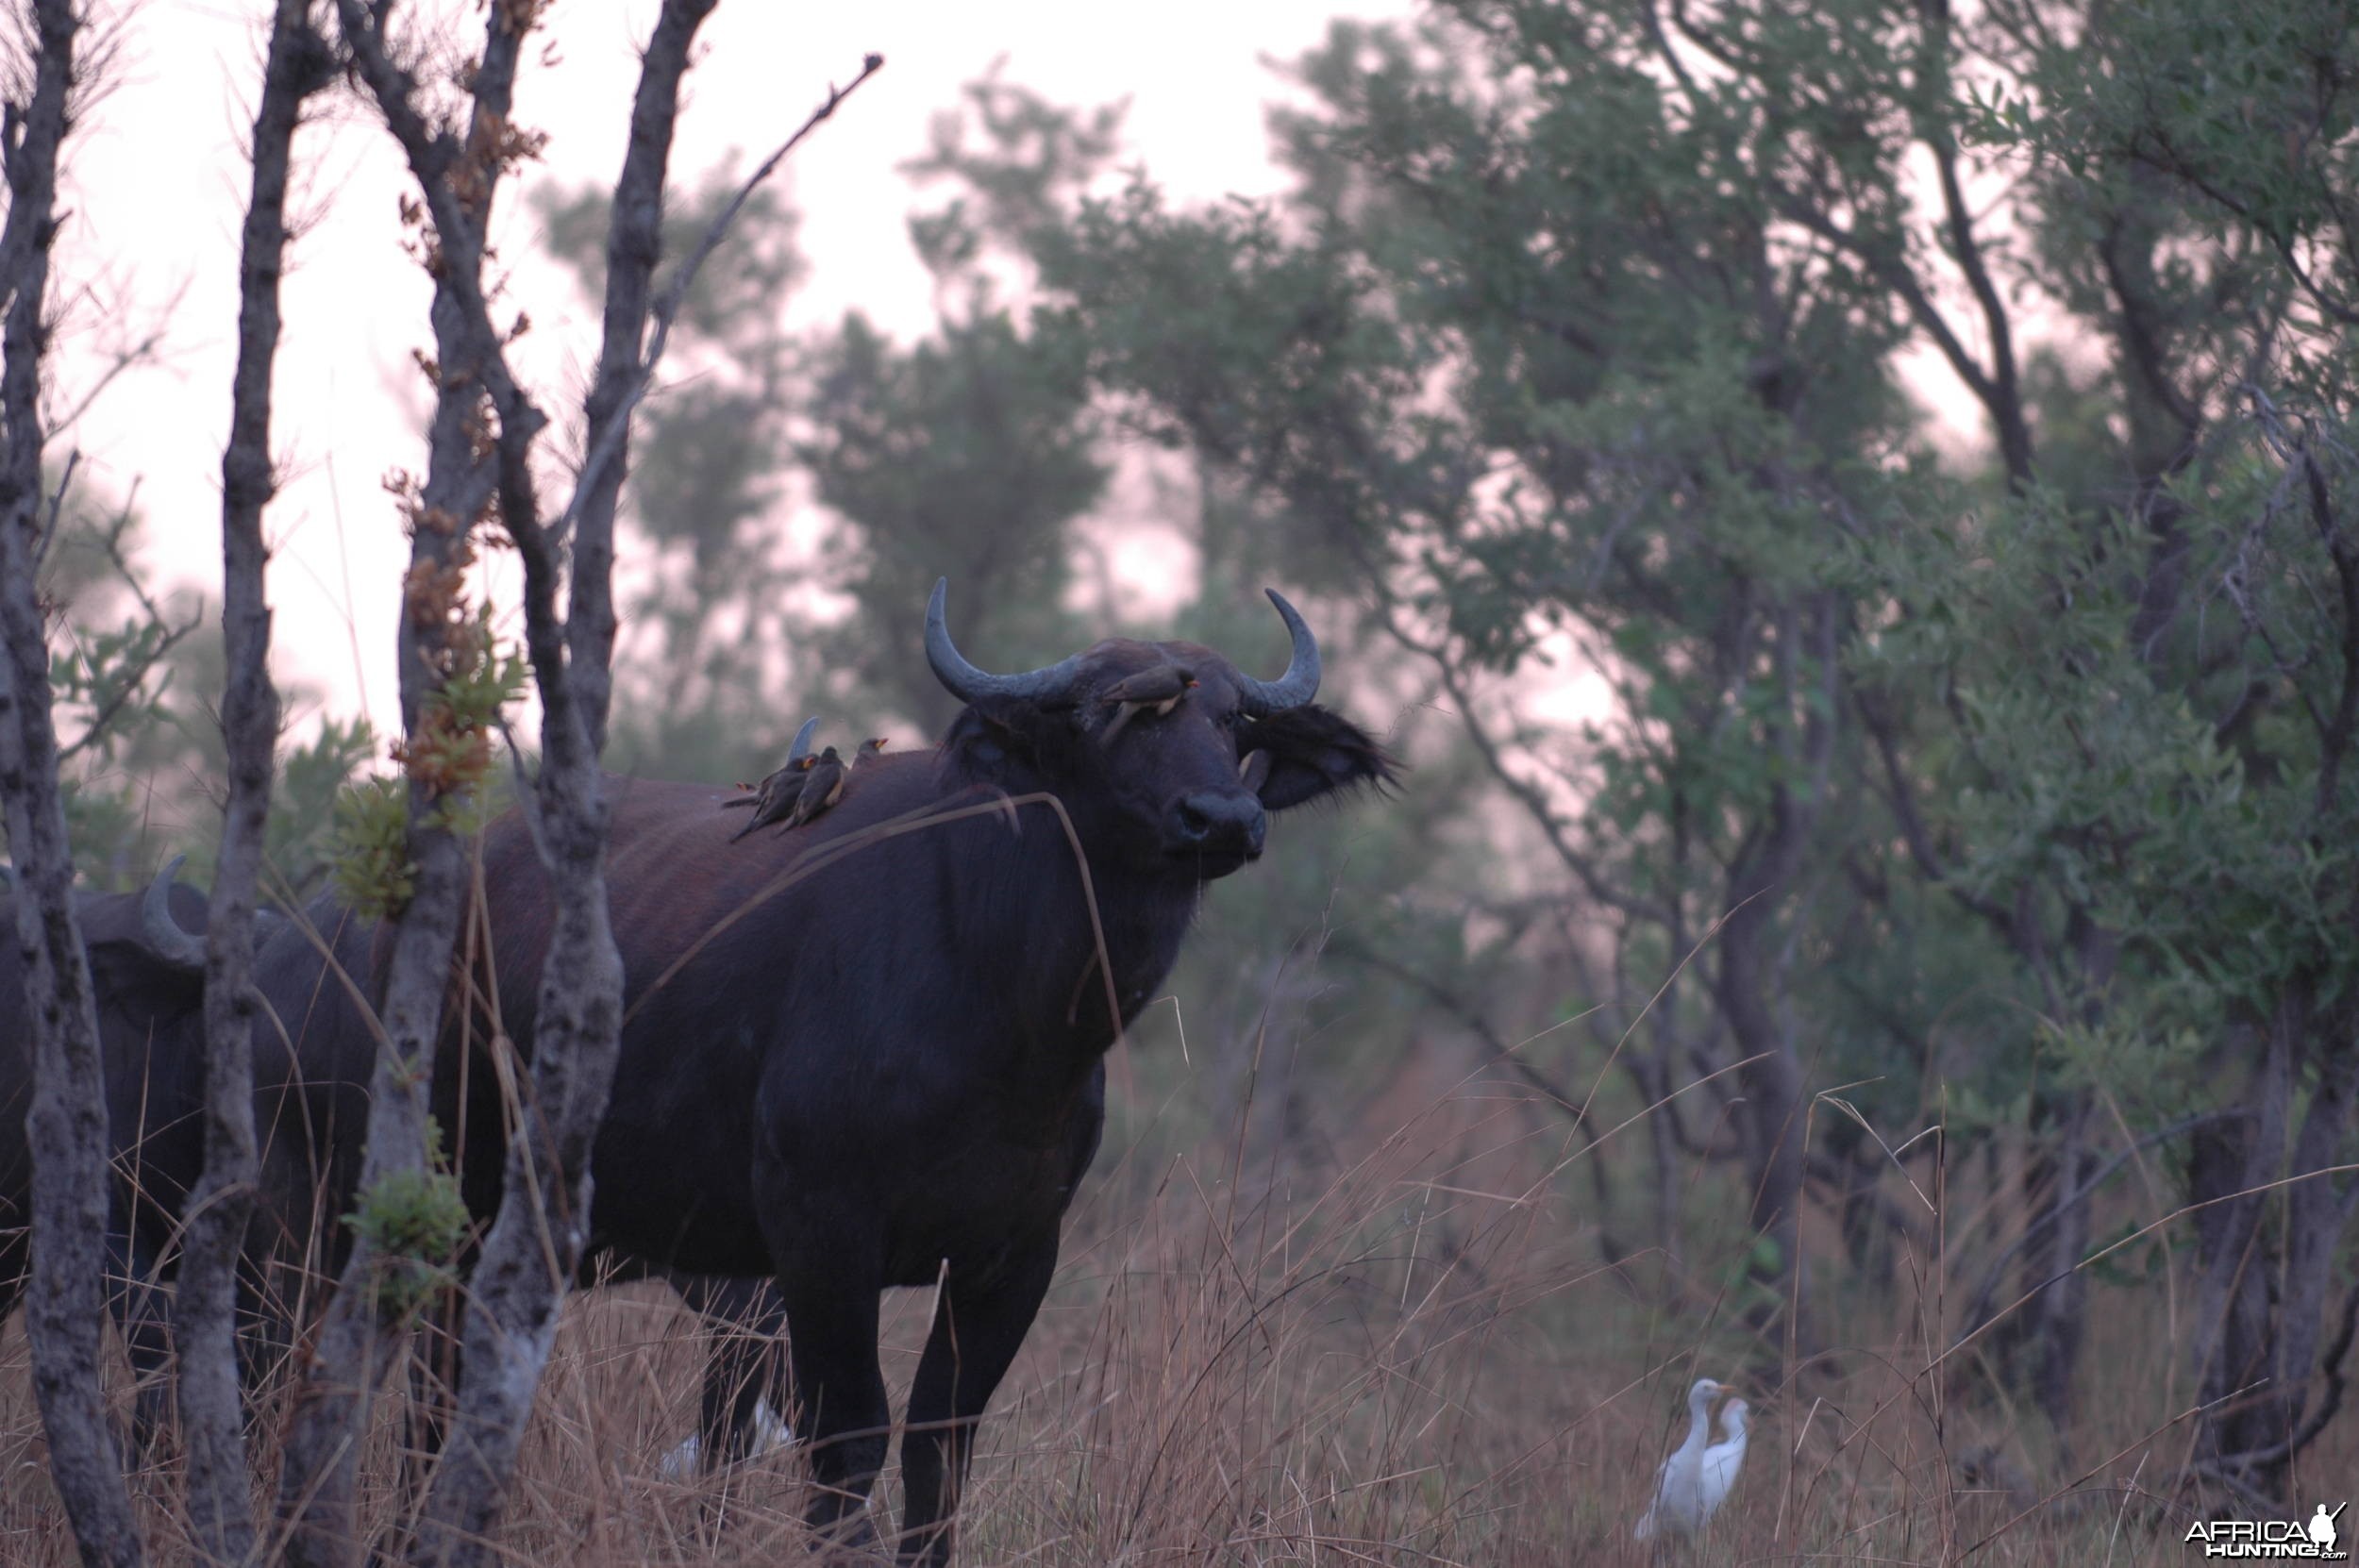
[{"left": 0, "top": 1039, "right": 2343, "bottom": 1564}]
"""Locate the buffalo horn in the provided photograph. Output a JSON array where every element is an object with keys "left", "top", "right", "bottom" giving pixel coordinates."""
[
  {"left": 925, "top": 578, "right": 1090, "bottom": 707},
  {"left": 1233, "top": 589, "right": 1322, "bottom": 714},
  {"left": 142, "top": 855, "right": 209, "bottom": 971},
  {"left": 786, "top": 715, "right": 819, "bottom": 766}
]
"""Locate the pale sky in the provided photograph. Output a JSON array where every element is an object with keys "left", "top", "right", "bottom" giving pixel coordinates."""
[{"left": 54, "top": 0, "right": 1404, "bottom": 741}]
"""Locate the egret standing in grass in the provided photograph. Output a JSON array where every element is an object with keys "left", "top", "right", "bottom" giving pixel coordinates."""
[
  {"left": 1635, "top": 1378, "right": 1744, "bottom": 1542},
  {"left": 1700, "top": 1396, "right": 1748, "bottom": 1516}
]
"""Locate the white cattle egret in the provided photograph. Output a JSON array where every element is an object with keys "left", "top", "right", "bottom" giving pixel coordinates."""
[
  {"left": 1699, "top": 1396, "right": 1749, "bottom": 1516},
  {"left": 1634, "top": 1377, "right": 1735, "bottom": 1542}
]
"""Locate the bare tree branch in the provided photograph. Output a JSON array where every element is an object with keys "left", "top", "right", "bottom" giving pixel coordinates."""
[
  {"left": 560, "top": 48, "right": 884, "bottom": 560},
  {"left": 1376, "top": 600, "right": 1677, "bottom": 929},
  {"left": 1914, "top": 0, "right": 2033, "bottom": 487}
]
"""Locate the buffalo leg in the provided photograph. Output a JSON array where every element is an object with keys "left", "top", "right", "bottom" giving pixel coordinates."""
[
  {"left": 778, "top": 1270, "right": 890, "bottom": 1554},
  {"left": 677, "top": 1273, "right": 790, "bottom": 1469},
  {"left": 896, "top": 1239, "right": 1059, "bottom": 1567},
  {"left": 114, "top": 1224, "right": 175, "bottom": 1457}
]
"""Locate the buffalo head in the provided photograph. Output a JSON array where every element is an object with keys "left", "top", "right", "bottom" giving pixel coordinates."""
[{"left": 926, "top": 579, "right": 1396, "bottom": 879}]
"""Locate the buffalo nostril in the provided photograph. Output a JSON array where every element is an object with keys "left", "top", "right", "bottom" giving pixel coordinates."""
[{"left": 1168, "top": 792, "right": 1265, "bottom": 857}]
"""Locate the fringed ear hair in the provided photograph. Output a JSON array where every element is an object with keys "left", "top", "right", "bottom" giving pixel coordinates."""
[{"left": 1239, "top": 706, "right": 1401, "bottom": 811}]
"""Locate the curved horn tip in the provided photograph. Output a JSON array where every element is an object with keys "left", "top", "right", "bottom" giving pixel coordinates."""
[
  {"left": 142, "top": 855, "right": 207, "bottom": 969},
  {"left": 787, "top": 716, "right": 820, "bottom": 765},
  {"left": 1237, "top": 587, "right": 1322, "bottom": 712},
  {"left": 924, "top": 575, "right": 1089, "bottom": 707},
  {"left": 927, "top": 578, "right": 952, "bottom": 639}
]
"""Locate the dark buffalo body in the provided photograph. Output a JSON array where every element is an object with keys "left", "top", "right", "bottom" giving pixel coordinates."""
[
  {"left": 0, "top": 875, "right": 390, "bottom": 1364},
  {"left": 0, "top": 864, "right": 784, "bottom": 1461},
  {"left": 0, "top": 878, "right": 230, "bottom": 1426},
  {"left": 0, "top": 881, "right": 209, "bottom": 1294},
  {"left": 445, "top": 595, "right": 1393, "bottom": 1561}
]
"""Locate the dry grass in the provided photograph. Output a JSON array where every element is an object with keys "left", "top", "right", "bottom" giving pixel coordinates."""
[{"left": 0, "top": 1043, "right": 2344, "bottom": 1565}]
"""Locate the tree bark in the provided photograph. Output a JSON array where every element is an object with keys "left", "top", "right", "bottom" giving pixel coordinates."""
[
  {"left": 2016, "top": 1099, "right": 2095, "bottom": 1447},
  {"left": 176, "top": 7, "right": 329, "bottom": 1560},
  {"left": 396, "top": 2, "right": 717, "bottom": 1558},
  {"left": 2189, "top": 1001, "right": 2359, "bottom": 1507},
  {"left": 274, "top": 13, "right": 535, "bottom": 1563},
  {"left": 0, "top": 3, "right": 143, "bottom": 1561}
]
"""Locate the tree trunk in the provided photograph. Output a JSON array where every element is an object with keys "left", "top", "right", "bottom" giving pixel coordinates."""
[
  {"left": 0, "top": 3, "right": 143, "bottom": 1561},
  {"left": 2017, "top": 1098, "right": 2095, "bottom": 1449},
  {"left": 176, "top": 7, "right": 328, "bottom": 1560},
  {"left": 275, "top": 14, "right": 538, "bottom": 1558},
  {"left": 1714, "top": 810, "right": 1810, "bottom": 1340},
  {"left": 408, "top": 15, "right": 717, "bottom": 1558},
  {"left": 2189, "top": 1003, "right": 2359, "bottom": 1508}
]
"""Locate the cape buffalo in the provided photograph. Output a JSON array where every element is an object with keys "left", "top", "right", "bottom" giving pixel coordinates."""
[
  {"left": 0, "top": 868, "right": 790, "bottom": 1474},
  {"left": 0, "top": 866, "right": 232, "bottom": 1434},
  {"left": 444, "top": 581, "right": 1395, "bottom": 1561},
  {"left": 109, "top": 876, "right": 797, "bottom": 1475}
]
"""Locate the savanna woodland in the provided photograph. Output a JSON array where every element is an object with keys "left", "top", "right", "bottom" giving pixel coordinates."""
[{"left": 0, "top": 0, "right": 2351, "bottom": 1562}]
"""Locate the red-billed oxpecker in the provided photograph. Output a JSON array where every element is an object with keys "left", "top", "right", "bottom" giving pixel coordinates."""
[
  {"left": 781, "top": 745, "right": 848, "bottom": 831},
  {"left": 722, "top": 717, "right": 820, "bottom": 842},
  {"left": 1096, "top": 663, "right": 1198, "bottom": 743}
]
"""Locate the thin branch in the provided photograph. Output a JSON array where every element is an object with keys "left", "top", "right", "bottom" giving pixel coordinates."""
[
  {"left": 1956, "top": 1110, "right": 2233, "bottom": 1346},
  {"left": 51, "top": 607, "right": 195, "bottom": 765},
  {"left": 560, "top": 50, "right": 885, "bottom": 554},
  {"left": 1915, "top": 0, "right": 2032, "bottom": 485},
  {"left": 1774, "top": 188, "right": 2006, "bottom": 430},
  {"left": 1378, "top": 600, "right": 1678, "bottom": 929},
  {"left": 30, "top": 444, "right": 73, "bottom": 564}
]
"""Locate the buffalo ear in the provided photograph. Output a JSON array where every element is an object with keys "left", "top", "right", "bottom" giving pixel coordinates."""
[{"left": 1242, "top": 705, "right": 1399, "bottom": 811}]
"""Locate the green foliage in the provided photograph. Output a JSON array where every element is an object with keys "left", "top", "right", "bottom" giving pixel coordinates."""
[
  {"left": 328, "top": 778, "right": 414, "bottom": 921},
  {"left": 898, "top": 0, "right": 2359, "bottom": 1443},
  {"left": 345, "top": 1120, "right": 471, "bottom": 1322},
  {"left": 266, "top": 717, "right": 380, "bottom": 901},
  {"left": 433, "top": 604, "right": 528, "bottom": 737},
  {"left": 902, "top": 69, "right": 1125, "bottom": 284},
  {"left": 797, "top": 308, "right": 1105, "bottom": 732},
  {"left": 391, "top": 601, "right": 527, "bottom": 804},
  {"left": 536, "top": 119, "right": 1117, "bottom": 777},
  {"left": 49, "top": 614, "right": 187, "bottom": 772},
  {"left": 14, "top": 476, "right": 379, "bottom": 896}
]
